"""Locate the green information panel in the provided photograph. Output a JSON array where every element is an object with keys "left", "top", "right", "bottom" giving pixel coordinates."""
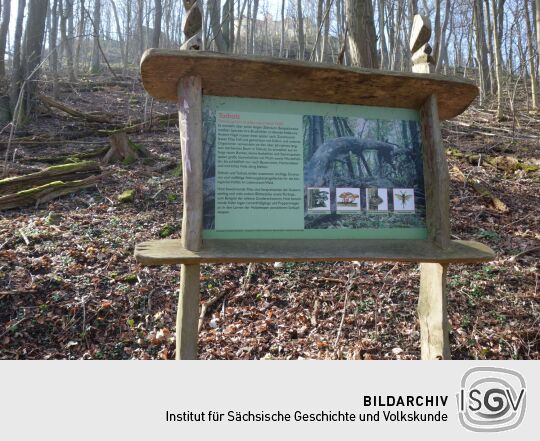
[{"left": 202, "top": 96, "right": 427, "bottom": 240}]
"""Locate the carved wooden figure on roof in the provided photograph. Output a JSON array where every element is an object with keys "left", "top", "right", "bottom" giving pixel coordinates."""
[
  {"left": 410, "top": 15, "right": 435, "bottom": 74},
  {"left": 181, "top": 0, "right": 202, "bottom": 51}
]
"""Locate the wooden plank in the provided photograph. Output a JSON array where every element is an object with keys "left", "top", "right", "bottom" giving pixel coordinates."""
[
  {"left": 178, "top": 76, "right": 203, "bottom": 251},
  {"left": 134, "top": 239, "right": 495, "bottom": 266},
  {"left": 418, "top": 263, "right": 450, "bottom": 359},
  {"left": 176, "top": 264, "right": 201, "bottom": 360},
  {"left": 140, "top": 49, "right": 478, "bottom": 120},
  {"left": 421, "top": 95, "right": 450, "bottom": 249}
]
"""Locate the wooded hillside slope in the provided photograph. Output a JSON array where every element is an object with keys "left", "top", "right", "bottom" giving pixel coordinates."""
[{"left": 0, "top": 0, "right": 539, "bottom": 359}]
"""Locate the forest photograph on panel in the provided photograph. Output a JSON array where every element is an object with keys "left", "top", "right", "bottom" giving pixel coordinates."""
[{"left": 303, "top": 115, "right": 426, "bottom": 230}]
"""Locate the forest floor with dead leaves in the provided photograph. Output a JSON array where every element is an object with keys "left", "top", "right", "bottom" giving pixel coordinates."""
[{"left": 0, "top": 72, "right": 538, "bottom": 360}]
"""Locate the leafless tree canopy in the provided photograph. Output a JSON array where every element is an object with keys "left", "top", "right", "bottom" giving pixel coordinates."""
[{"left": 0, "top": 1, "right": 538, "bottom": 117}]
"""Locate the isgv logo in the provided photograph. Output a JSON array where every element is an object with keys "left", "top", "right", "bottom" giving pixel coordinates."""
[{"left": 457, "top": 367, "right": 526, "bottom": 432}]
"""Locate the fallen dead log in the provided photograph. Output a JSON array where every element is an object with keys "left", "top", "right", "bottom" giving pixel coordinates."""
[
  {"left": 452, "top": 166, "right": 509, "bottom": 213},
  {"left": 448, "top": 148, "right": 539, "bottom": 174},
  {"left": 0, "top": 289, "right": 38, "bottom": 297},
  {"left": 101, "top": 112, "right": 178, "bottom": 135},
  {"left": 0, "top": 131, "right": 101, "bottom": 151},
  {"left": 39, "top": 94, "right": 116, "bottom": 124},
  {"left": 0, "top": 139, "right": 109, "bottom": 148},
  {"left": 448, "top": 119, "right": 539, "bottom": 141},
  {"left": 22, "top": 146, "right": 110, "bottom": 165},
  {"left": 509, "top": 246, "right": 540, "bottom": 262},
  {"left": 58, "top": 79, "right": 135, "bottom": 92},
  {"left": 0, "top": 161, "right": 101, "bottom": 196},
  {"left": 154, "top": 161, "right": 178, "bottom": 174},
  {"left": 198, "top": 291, "right": 228, "bottom": 332},
  {"left": 0, "top": 173, "right": 109, "bottom": 210},
  {"left": 488, "top": 155, "right": 540, "bottom": 174}
]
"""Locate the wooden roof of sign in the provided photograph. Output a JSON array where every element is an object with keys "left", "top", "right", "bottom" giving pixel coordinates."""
[{"left": 140, "top": 49, "right": 478, "bottom": 120}]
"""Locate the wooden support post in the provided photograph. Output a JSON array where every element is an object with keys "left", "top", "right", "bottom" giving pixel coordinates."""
[
  {"left": 418, "top": 93, "right": 451, "bottom": 360},
  {"left": 178, "top": 76, "right": 203, "bottom": 252},
  {"left": 176, "top": 76, "right": 203, "bottom": 360},
  {"left": 418, "top": 263, "right": 450, "bottom": 359},
  {"left": 420, "top": 94, "right": 450, "bottom": 249},
  {"left": 176, "top": 264, "right": 201, "bottom": 359}
]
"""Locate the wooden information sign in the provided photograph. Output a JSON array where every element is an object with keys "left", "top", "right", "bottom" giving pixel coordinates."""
[{"left": 135, "top": 49, "right": 495, "bottom": 360}]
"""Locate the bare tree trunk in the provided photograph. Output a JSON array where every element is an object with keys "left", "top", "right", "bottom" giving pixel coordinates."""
[
  {"left": 473, "top": 0, "right": 491, "bottom": 99},
  {"left": 378, "top": 0, "right": 387, "bottom": 69},
  {"left": 235, "top": 0, "right": 248, "bottom": 53},
  {"left": 496, "top": 0, "right": 504, "bottom": 40},
  {"left": 19, "top": 0, "right": 49, "bottom": 120},
  {"left": 164, "top": 0, "right": 171, "bottom": 47},
  {"left": 91, "top": 0, "right": 101, "bottom": 73},
  {"left": 435, "top": 0, "right": 451, "bottom": 71},
  {"left": 208, "top": 0, "right": 227, "bottom": 52},
  {"left": 433, "top": 0, "right": 441, "bottom": 67},
  {"left": 536, "top": 1, "right": 540, "bottom": 65},
  {"left": 250, "top": 0, "right": 259, "bottom": 54},
  {"left": 50, "top": 0, "right": 60, "bottom": 97},
  {"left": 110, "top": 0, "right": 125, "bottom": 65},
  {"left": 124, "top": 0, "right": 131, "bottom": 70},
  {"left": 345, "top": 0, "right": 378, "bottom": 68},
  {"left": 153, "top": 0, "right": 162, "bottom": 47},
  {"left": 279, "top": 0, "right": 285, "bottom": 57},
  {"left": 315, "top": 0, "right": 323, "bottom": 60},
  {"left": 484, "top": 0, "right": 496, "bottom": 94},
  {"left": 452, "top": 13, "right": 460, "bottom": 73},
  {"left": 389, "top": 0, "right": 404, "bottom": 70},
  {"left": 410, "top": 0, "right": 418, "bottom": 15},
  {"left": 387, "top": 3, "right": 395, "bottom": 66},
  {"left": 221, "top": 0, "right": 230, "bottom": 51},
  {"left": 525, "top": 0, "right": 538, "bottom": 110},
  {"left": 490, "top": 0, "right": 505, "bottom": 120},
  {"left": 228, "top": 0, "right": 234, "bottom": 51},
  {"left": 515, "top": 3, "right": 529, "bottom": 110},
  {"left": 145, "top": 0, "right": 151, "bottom": 49},
  {"left": 336, "top": 0, "right": 344, "bottom": 63},
  {"left": 67, "top": 0, "right": 74, "bottom": 62},
  {"left": 46, "top": 2, "right": 52, "bottom": 62},
  {"left": 263, "top": 11, "right": 269, "bottom": 55},
  {"left": 244, "top": 0, "right": 251, "bottom": 54},
  {"left": 296, "top": 0, "right": 305, "bottom": 60},
  {"left": 75, "top": 0, "right": 85, "bottom": 75},
  {"left": 137, "top": 0, "right": 144, "bottom": 60},
  {"left": 464, "top": 20, "right": 473, "bottom": 76},
  {"left": 0, "top": 0, "right": 10, "bottom": 77},
  {"left": 321, "top": 0, "right": 331, "bottom": 62},
  {"left": 61, "top": 0, "right": 76, "bottom": 82},
  {"left": 10, "top": 0, "right": 27, "bottom": 112}
]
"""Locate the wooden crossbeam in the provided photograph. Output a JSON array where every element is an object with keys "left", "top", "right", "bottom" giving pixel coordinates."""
[{"left": 134, "top": 239, "right": 495, "bottom": 266}]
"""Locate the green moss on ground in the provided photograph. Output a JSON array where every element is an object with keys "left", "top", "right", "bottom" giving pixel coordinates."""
[
  {"left": 159, "top": 225, "right": 178, "bottom": 238},
  {"left": 117, "top": 189, "right": 135, "bottom": 203}
]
